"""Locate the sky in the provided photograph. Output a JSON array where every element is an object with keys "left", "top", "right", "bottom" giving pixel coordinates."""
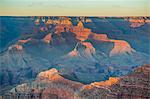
[{"left": 0, "top": 0, "right": 149, "bottom": 16}]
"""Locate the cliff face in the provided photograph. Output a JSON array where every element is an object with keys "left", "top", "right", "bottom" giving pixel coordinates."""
[
  {"left": 8, "top": 64, "right": 150, "bottom": 99},
  {"left": 90, "top": 33, "right": 135, "bottom": 56},
  {"left": 53, "top": 17, "right": 136, "bottom": 57},
  {"left": 1, "top": 16, "right": 150, "bottom": 96},
  {"left": 109, "top": 40, "right": 136, "bottom": 56},
  {"left": 54, "top": 20, "right": 91, "bottom": 41}
]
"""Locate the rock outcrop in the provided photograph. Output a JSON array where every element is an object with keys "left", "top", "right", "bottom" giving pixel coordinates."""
[
  {"left": 109, "top": 40, "right": 136, "bottom": 56},
  {"left": 72, "top": 27, "right": 91, "bottom": 41},
  {"left": 68, "top": 43, "right": 80, "bottom": 57},
  {"left": 54, "top": 20, "right": 91, "bottom": 41},
  {"left": 36, "top": 68, "right": 60, "bottom": 81},
  {"left": 43, "top": 33, "right": 52, "bottom": 43},
  {"left": 125, "top": 17, "right": 147, "bottom": 28},
  {"left": 9, "top": 68, "right": 83, "bottom": 99},
  {"left": 90, "top": 33, "right": 136, "bottom": 56},
  {"left": 68, "top": 49, "right": 79, "bottom": 57},
  {"left": 67, "top": 41, "right": 96, "bottom": 58},
  {"left": 18, "top": 38, "right": 32, "bottom": 44},
  {"left": 91, "top": 77, "right": 120, "bottom": 87},
  {"left": 8, "top": 44, "right": 23, "bottom": 51},
  {"left": 91, "top": 33, "right": 109, "bottom": 41},
  {"left": 7, "top": 64, "right": 150, "bottom": 99},
  {"left": 81, "top": 42, "right": 96, "bottom": 55}
]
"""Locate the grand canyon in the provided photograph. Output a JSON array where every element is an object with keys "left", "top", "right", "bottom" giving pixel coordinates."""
[{"left": 0, "top": 16, "right": 150, "bottom": 99}]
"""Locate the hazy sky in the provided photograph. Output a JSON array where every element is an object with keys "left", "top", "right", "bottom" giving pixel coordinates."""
[{"left": 0, "top": 0, "right": 149, "bottom": 16}]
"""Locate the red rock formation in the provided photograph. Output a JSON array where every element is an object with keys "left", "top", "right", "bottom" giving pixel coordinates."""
[
  {"left": 46, "top": 18, "right": 91, "bottom": 41},
  {"left": 85, "top": 18, "right": 92, "bottom": 23},
  {"left": 79, "top": 64, "right": 150, "bottom": 98},
  {"left": 71, "top": 25, "right": 91, "bottom": 41},
  {"left": 14, "top": 45, "right": 23, "bottom": 50},
  {"left": 43, "top": 33, "right": 52, "bottom": 43},
  {"left": 54, "top": 20, "right": 91, "bottom": 41},
  {"left": 18, "top": 38, "right": 32, "bottom": 44},
  {"left": 91, "top": 77, "right": 120, "bottom": 87},
  {"left": 68, "top": 49, "right": 79, "bottom": 57},
  {"left": 67, "top": 42, "right": 96, "bottom": 57},
  {"left": 55, "top": 25, "right": 66, "bottom": 34},
  {"left": 37, "top": 68, "right": 61, "bottom": 81},
  {"left": 109, "top": 40, "right": 136, "bottom": 56},
  {"left": 9, "top": 64, "right": 150, "bottom": 99},
  {"left": 146, "top": 19, "right": 150, "bottom": 24},
  {"left": 54, "top": 18, "right": 73, "bottom": 34},
  {"left": 10, "top": 68, "right": 83, "bottom": 98},
  {"left": 81, "top": 42, "right": 96, "bottom": 54},
  {"left": 68, "top": 43, "right": 80, "bottom": 57},
  {"left": 90, "top": 33, "right": 135, "bottom": 56},
  {"left": 60, "top": 19, "right": 72, "bottom": 26},
  {"left": 126, "top": 17, "right": 146, "bottom": 28},
  {"left": 46, "top": 19, "right": 53, "bottom": 25},
  {"left": 77, "top": 21, "right": 84, "bottom": 27},
  {"left": 91, "top": 33, "right": 109, "bottom": 41},
  {"left": 36, "top": 16, "right": 135, "bottom": 56},
  {"left": 8, "top": 44, "right": 23, "bottom": 51}
]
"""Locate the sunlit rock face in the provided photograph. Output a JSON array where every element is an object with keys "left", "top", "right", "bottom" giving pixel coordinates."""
[
  {"left": 68, "top": 48, "right": 79, "bottom": 57},
  {"left": 67, "top": 42, "right": 95, "bottom": 58},
  {"left": 0, "top": 16, "right": 150, "bottom": 96},
  {"left": 72, "top": 27, "right": 91, "bottom": 41},
  {"left": 77, "top": 21, "right": 84, "bottom": 27},
  {"left": 91, "top": 33, "right": 109, "bottom": 41},
  {"left": 8, "top": 44, "right": 23, "bottom": 51},
  {"left": 70, "top": 21, "right": 91, "bottom": 41},
  {"left": 146, "top": 19, "right": 150, "bottom": 24},
  {"left": 90, "top": 33, "right": 136, "bottom": 56},
  {"left": 91, "top": 77, "right": 120, "bottom": 87},
  {"left": 54, "top": 20, "right": 91, "bottom": 41},
  {"left": 9, "top": 64, "right": 150, "bottom": 99},
  {"left": 10, "top": 68, "right": 83, "bottom": 99},
  {"left": 37, "top": 68, "right": 59, "bottom": 80},
  {"left": 46, "top": 19, "right": 53, "bottom": 25},
  {"left": 76, "top": 64, "right": 150, "bottom": 98},
  {"left": 81, "top": 42, "right": 96, "bottom": 55},
  {"left": 109, "top": 40, "right": 136, "bottom": 56},
  {"left": 54, "top": 18, "right": 73, "bottom": 34},
  {"left": 60, "top": 19, "right": 72, "bottom": 26},
  {"left": 55, "top": 25, "right": 66, "bottom": 34},
  {"left": 18, "top": 38, "right": 32, "bottom": 44},
  {"left": 85, "top": 18, "right": 92, "bottom": 23},
  {"left": 43, "top": 33, "right": 52, "bottom": 43},
  {"left": 125, "top": 17, "right": 147, "bottom": 28}
]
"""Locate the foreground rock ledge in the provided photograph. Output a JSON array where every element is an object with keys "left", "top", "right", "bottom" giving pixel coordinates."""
[{"left": 4, "top": 64, "right": 150, "bottom": 99}]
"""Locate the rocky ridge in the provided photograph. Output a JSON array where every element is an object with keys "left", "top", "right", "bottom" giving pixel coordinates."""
[{"left": 6, "top": 64, "right": 150, "bottom": 99}]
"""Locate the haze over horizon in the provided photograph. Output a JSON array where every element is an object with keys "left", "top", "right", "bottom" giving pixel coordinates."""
[{"left": 0, "top": 0, "right": 149, "bottom": 16}]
